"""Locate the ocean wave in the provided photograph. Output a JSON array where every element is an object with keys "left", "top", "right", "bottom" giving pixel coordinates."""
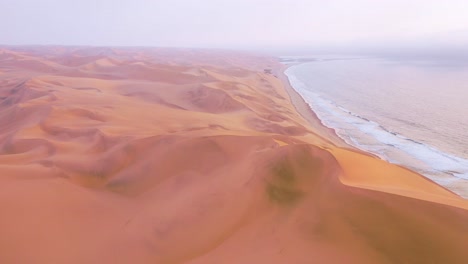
[{"left": 285, "top": 66, "right": 468, "bottom": 197}]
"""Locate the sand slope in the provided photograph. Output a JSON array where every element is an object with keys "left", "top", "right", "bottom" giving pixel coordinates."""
[{"left": 0, "top": 46, "right": 467, "bottom": 264}]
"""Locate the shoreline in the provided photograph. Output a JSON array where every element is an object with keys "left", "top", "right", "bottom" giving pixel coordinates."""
[
  {"left": 277, "top": 59, "right": 468, "bottom": 199},
  {"left": 273, "top": 63, "right": 347, "bottom": 148},
  {"left": 273, "top": 61, "right": 375, "bottom": 157}
]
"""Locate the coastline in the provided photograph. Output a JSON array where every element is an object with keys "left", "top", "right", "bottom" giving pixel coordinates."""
[
  {"left": 273, "top": 61, "right": 376, "bottom": 157},
  {"left": 278, "top": 59, "right": 468, "bottom": 199},
  {"left": 275, "top": 59, "right": 468, "bottom": 200},
  {"left": 273, "top": 63, "right": 347, "bottom": 147}
]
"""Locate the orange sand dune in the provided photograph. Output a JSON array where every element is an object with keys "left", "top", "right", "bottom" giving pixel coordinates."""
[{"left": 0, "top": 46, "right": 467, "bottom": 264}]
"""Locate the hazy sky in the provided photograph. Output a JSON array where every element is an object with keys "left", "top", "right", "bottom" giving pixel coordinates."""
[{"left": 2, "top": 0, "right": 468, "bottom": 49}]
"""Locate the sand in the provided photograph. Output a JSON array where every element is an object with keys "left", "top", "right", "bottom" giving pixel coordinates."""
[{"left": 0, "top": 46, "right": 467, "bottom": 263}]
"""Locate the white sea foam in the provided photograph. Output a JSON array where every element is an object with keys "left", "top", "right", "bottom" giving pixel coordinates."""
[{"left": 285, "top": 65, "right": 468, "bottom": 198}]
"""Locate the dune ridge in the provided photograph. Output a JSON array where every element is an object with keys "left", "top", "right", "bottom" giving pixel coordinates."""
[{"left": 0, "top": 46, "right": 467, "bottom": 263}]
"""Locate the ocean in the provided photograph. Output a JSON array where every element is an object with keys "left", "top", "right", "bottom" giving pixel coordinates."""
[{"left": 284, "top": 56, "right": 468, "bottom": 198}]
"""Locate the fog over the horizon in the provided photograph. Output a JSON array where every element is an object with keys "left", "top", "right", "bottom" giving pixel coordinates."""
[{"left": 2, "top": 0, "right": 468, "bottom": 53}]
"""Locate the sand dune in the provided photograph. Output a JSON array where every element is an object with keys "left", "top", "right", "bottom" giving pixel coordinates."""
[{"left": 0, "top": 46, "right": 467, "bottom": 263}]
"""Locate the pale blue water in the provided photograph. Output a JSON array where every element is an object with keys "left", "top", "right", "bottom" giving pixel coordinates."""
[{"left": 284, "top": 56, "right": 468, "bottom": 197}]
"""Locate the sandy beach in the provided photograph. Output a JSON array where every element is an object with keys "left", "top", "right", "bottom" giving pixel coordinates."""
[{"left": 0, "top": 46, "right": 467, "bottom": 263}]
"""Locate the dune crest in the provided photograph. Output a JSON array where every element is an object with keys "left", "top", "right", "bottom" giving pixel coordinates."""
[{"left": 0, "top": 46, "right": 467, "bottom": 263}]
